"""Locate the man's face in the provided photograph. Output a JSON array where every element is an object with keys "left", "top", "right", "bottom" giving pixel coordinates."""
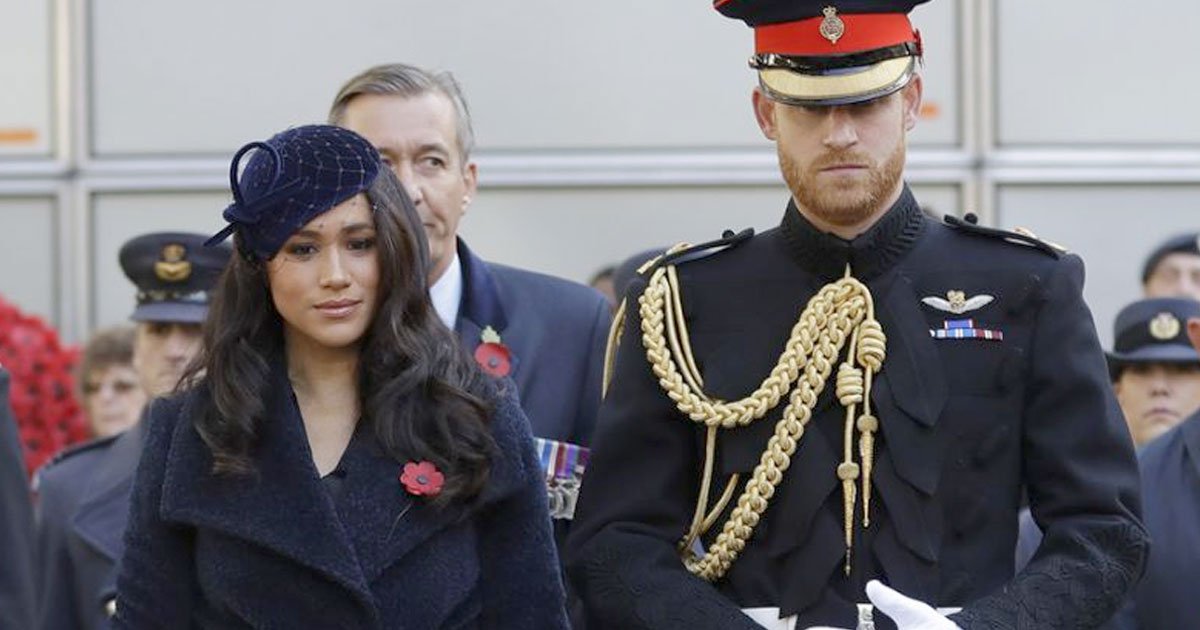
[
  {"left": 1113, "top": 362, "right": 1200, "bottom": 445},
  {"left": 132, "top": 321, "right": 203, "bottom": 398},
  {"left": 752, "top": 78, "right": 921, "bottom": 234},
  {"left": 338, "top": 92, "right": 477, "bottom": 285},
  {"left": 1144, "top": 252, "right": 1200, "bottom": 301}
]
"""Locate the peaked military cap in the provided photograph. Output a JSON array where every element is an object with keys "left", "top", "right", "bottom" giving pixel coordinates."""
[
  {"left": 715, "top": 0, "right": 930, "bottom": 105},
  {"left": 206, "top": 124, "right": 382, "bottom": 261},
  {"left": 1107, "top": 297, "right": 1200, "bottom": 375},
  {"left": 1141, "top": 232, "right": 1200, "bottom": 283},
  {"left": 119, "top": 232, "right": 231, "bottom": 323}
]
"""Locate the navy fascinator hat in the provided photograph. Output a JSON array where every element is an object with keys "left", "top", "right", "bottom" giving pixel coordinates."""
[{"left": 206, "top": 124, "right": 381, "bottom": 260}]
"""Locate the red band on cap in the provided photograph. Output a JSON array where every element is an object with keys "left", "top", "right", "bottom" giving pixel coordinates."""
[{"left": 755, "top": 13, "right": 916, "bottom": 55}]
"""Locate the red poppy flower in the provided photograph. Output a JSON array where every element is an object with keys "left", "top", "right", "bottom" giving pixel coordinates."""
[
  {"left": 474, "top": 342, "right": 512, "bottom": 377},
  {"left": 400, "top": 461, "right": 444, "bottom": 497}
]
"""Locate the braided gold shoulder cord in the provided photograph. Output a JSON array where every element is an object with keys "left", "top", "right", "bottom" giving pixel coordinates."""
[{"left": 617, "top": 255, "right": 886, "bottom": 581}]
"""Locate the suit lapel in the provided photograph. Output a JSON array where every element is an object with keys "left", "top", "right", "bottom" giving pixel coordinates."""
[
  {"left": 159, "top": 369, "right": 374, "bottom": 610},
  {"left": 455, "top": 240, "right": 520, "bottom": 374},
  {"left": 72, "top": 418, "right": 147, "bottom": 562}
]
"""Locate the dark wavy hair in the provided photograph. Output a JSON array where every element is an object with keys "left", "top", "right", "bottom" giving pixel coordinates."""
[{"left": 183, "top": 168, "right": 496, "bottom": 505}]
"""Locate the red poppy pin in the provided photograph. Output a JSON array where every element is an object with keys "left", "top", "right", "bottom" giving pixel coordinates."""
[
  {"left": 473, "top": 326, "right": 512, "bottom": 377},
  {"left": 400, "top": 461, "right": 444, "bottom": 497}
]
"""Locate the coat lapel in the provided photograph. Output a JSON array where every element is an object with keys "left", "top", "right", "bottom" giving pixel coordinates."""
[
  {"left": 455, "top": 240, "right": 520, "bottom": 374},
  {"left": 72, "top": 418, "right": 147, "bottom": 562},
  {"left": 159, "top": 370, "right": 375, "bottom": 612},
  {"left": 1182, "top": 413, "right": 1200, "bottom": 481}
]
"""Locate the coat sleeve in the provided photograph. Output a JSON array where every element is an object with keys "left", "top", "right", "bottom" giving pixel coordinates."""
[
  {"left": 478, "top": 390, "right": 571, "bottom": 629},
  {"left": 953, "top": 254, "right": 1149, "bottom": 628},
  {"left": 565, "top": 281, "right": 763, "bottom": 630},
  {"left": 34, "top": 465, "right": 84, "bottom": 630},
  {"left": 112, "top": 397, "right": 196, "bottom": 628},
  {"left": 571, "top": 296, "right": 613, "bottom": 448},
  {"left": 0, "top": 369, "right": 35, "bottom": 630}
]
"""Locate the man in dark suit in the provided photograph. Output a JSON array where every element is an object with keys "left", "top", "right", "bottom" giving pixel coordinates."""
[
  {"left": 566, "top": 2, "right": 1146, "bottom": 629},
  {"left": 329, "top": 64, "right": 611, "bottom": 516},
  {"left": 34, "top": 233, "right": 230, "bottom": 630},
  {"left": 1, "top": 365, "right": 35, "bottom": 630}
]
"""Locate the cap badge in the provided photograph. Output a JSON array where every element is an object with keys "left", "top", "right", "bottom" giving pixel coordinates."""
[
  {"left": 819, "top": 6, "right": 845, "bottom": 45},
  {"left": 1149, "top": 312, "right": 1181, "bottom": 341},
  {"left": 154, "top": 243, "right": 192, "bottom": 282},
  {"left": 921, "top": 290, "right": 995, "bottom": 315}
]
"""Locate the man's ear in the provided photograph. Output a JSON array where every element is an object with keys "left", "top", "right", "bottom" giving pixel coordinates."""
[
  {"left": 752, "top": 88, "right": 778, "bottom": 141},
  {"left": 1187, "top": 317, "right": 1200, "bottom": 355},
  {"left": 902, "top": 74, "right": 923, "bottom": 132}
]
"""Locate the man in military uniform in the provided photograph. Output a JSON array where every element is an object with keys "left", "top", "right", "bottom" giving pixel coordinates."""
[
  {"left": 566, "top": 2, "right": 1146, "bottom": 628},
  {"left": 35, "top": 232, "right": 230, "bottom": 630}
]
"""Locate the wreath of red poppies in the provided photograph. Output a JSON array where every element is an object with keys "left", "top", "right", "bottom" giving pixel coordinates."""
[{"left": 0, "top": 297, "right": 87, "bottom": 476}]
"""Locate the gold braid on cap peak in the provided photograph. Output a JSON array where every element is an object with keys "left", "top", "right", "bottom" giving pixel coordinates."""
[{"left": 625, "top": 256, "right": 885, "bottom": 582}]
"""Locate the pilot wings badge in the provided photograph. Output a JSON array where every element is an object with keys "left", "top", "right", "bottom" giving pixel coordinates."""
[{"left": 921, "top": 290, "right": 994, "bottom": 315}]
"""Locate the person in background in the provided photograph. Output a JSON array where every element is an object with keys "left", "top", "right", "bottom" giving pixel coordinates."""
[
  {"left": 75, "top": 325, "right": 146, "bottom": 439},
  {"left": 113, "top": 124, "right": 567, "bottom": 628},
  {"left": 1111, "top": 314, "right": 1200, "bottom": 628},
  {"left": 0, "top": 364, "right": 35, "bottom": 629},
  {"left": 35, "top": 232, "right": 230, "bottom": 630},
  {"left": 588, "top": 265, "right": 618, "bottom": 311},
  {"left": 1142, "top": 232, "right": 1200, "bottom": 300}
]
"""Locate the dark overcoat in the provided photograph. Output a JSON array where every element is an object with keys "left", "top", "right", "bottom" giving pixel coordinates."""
[
  {"left": 113, "top": 366, "right": 569, "bottom": 629},
  {"left": 1, "top": 367, "right": 35, "bottom": 630},
  {"left": 1110, "top": 410, "right": 1200, "bottom": 628},
  {"left": 35, "top": 418, "right": 144, "bottom": 630},
  {"left": 455, "top": 239, "right": 610, "bottom": 447},
  {"left": 567, "top": 188, "right": 1148, "bottom": 629}
]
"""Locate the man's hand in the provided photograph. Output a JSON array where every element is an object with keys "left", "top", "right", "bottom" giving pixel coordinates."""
[{"left": 865, "top": 580, "right": 961, "bottom": 630}]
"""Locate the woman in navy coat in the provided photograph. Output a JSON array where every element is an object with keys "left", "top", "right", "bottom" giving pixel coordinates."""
[{"left": 113, "top": 124, "right": 569, "bottom": 629}]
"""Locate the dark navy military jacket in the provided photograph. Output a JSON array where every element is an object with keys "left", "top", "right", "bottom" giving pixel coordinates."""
[
  {"left": 35, "top": 411, "right": 145, "bottom": 630},
  {"left": 113, "top": 366, "right": 569, "bottom": 629},
  {"left": 1111, "top": 410, "right": 1200, "bottom": 628},
  {"left": 567, "top": 188, "right": 1147, "bottom": 629}
]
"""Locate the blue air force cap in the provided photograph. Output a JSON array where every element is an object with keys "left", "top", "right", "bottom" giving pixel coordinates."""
[
  {"left": 119, "top": 232, "right": 231, "bottom": 324},
  {"left": 715, "top": 0, "right": 930, "bottom": 106},
  {"left": 1107, "top": 298, "right": 1200, "bottom": 376},
  {"left": 206, "top": 124, "right": 381, "bottom": 260}
]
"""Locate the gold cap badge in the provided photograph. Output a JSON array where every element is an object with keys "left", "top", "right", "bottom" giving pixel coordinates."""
[
  {"left": 154, "top": 243, "right": 192, "bottom": 282},
  {"left": 819, "top": 6, "right": 845, "bottom": 45},
  {"left": 1149, "top": 312, "right": 1181, "bottom": 341}
]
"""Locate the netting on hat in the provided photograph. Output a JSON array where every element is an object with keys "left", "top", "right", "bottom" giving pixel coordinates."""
[{"left": 208, "top": 125, "right": 382, "bottom": 260}]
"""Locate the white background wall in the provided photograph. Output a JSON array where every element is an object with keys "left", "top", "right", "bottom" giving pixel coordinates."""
[{"left": 2, "top": 0, "right": 1198, "bottom": 347}]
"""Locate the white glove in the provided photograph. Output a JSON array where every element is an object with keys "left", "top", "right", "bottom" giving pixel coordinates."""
[{"left": 865, "top": 580, "right": 961, "bottom": 630}]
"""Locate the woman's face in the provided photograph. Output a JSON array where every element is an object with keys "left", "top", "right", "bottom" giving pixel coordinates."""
[
  {"left": 82, "top": 364, "right": 147, "bottom": 438},
  {"left": 267, "top": 194, "right": 381, "bottom": 355}
]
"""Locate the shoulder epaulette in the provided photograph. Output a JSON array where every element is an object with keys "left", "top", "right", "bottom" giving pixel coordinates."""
[
  {"left": 643, "top": 228, "right": 756, "bottom": 275},
  {"left": 944, "top": 213, "right": 1067, "bottom": 258}
]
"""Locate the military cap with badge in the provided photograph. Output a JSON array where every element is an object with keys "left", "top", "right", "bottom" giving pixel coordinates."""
[
  {"left": 1107, "top": 297, "right": 1200, "bottom": 378},
  {"left": 119, "top": 232, "right": 231, "bottom": 324}
]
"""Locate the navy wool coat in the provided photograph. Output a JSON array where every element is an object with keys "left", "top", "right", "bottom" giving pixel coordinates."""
[{"left": 113, "top": 367, "right": 569, "bottom": 629}]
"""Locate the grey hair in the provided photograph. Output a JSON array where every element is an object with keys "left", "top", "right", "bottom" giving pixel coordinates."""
[{"left": 329, "top": 63, "right": 476, "bottom": 163}]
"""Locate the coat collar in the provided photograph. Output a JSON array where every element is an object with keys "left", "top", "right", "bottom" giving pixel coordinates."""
[
  {"left": 158, "top": 365, "right": 462, "bottom": 616},
  {"left": 72, "top": 417, "right": 148, "bottom": 561},
  {"left": 778, "top": 185, "right": 926, "bottom": 283},
  {"left": 1181, "top": 410, "right": 1200, "bottom": 481}
]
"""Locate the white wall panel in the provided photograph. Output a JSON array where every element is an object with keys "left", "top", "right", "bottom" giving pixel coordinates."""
[
  {"left": 89, "top": 0, "right": 961, "bottom": 156},
  {"left": 996, "top": 0, "right": 1200, "bottom": 146},
  {"left": 0, "top": 0, "right": 54, "bottom": 157},
  {"left": 997, "top": 184, "right": 1200, "bottom": 348},
  {"left": 0, "top": 196, "right": 57, "bottom": 320}
]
